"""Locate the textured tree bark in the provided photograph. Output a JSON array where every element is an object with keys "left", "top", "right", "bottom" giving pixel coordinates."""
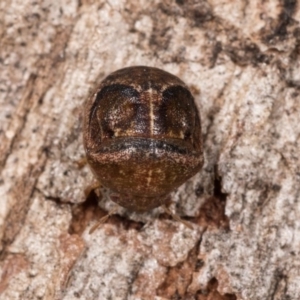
[{"left": 1, "top": 1, "right": 300, "bottom": 299}]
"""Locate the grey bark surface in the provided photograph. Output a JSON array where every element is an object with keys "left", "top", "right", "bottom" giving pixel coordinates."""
[{"left": 0, "top": 1, "right": 300, "bottom": 299}]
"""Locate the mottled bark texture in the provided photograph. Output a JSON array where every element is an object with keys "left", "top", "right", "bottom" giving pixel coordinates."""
[{"left": 0, "top": 1, "right": 300, "bottom": 299}]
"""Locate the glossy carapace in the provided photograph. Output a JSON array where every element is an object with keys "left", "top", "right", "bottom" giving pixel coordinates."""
[{"left": 83, "top": 66, "right": 203, "bottom": 212}]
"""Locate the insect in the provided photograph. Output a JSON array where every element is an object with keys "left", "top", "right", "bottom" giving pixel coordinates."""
[{"left": 83, "top": 66, "right": 203, "bottom": 227}]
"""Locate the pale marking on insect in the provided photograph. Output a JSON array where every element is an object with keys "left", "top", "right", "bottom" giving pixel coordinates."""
[
  {"left": 146, "top": 169, "right": 153, "bottom": 187},
  {"left": 148, "top": 88, "right": 155, "bottom": 136},
  {"left": 179, "top": 130, "right": 184, "bottom": 139},
  {"left": 114, "top": 128, "right": 121, "bottom": 137}
]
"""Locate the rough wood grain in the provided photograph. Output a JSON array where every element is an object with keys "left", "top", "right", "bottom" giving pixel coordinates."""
[{"left": 1, "top": 1, "right": 300, "bottom": 299}]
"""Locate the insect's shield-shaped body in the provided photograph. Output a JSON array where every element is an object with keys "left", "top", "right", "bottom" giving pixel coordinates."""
[{"left": 83, "top": 66, "right": 203, "bottom": 212}]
